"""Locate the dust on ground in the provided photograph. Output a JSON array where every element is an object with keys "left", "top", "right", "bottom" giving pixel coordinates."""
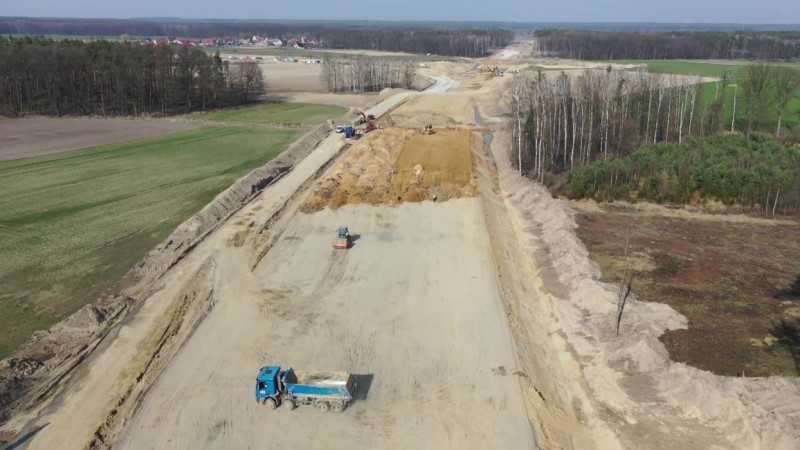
[
  {"left": 575, "top": 202, "right": 800, "bottom": 377},
  {"left": 301, "top": 128, "right": 478, "bottom": 212},
  {"left": 0, "top": 117, "right": 198, "bottom": 162}
]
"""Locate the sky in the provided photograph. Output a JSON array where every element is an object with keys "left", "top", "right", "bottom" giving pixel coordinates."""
[{"left": 1, "top": 0, "right": 799, "bottom": 24}]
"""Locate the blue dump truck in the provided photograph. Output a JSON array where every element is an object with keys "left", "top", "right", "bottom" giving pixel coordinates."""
[{"left": 255, "top": 366, "right": 356, "bottom": 412}]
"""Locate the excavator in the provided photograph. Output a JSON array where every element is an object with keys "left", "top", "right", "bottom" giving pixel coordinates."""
[
  {"left": 357, "top": 111, "right": 377, "bottom": 134},
  {"left": 420, "top": 124, "right": 434, "bottom": 135}
]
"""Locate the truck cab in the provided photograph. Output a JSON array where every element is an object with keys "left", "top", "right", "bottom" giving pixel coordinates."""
[{"left": 255, "top": 365, "right": 281, "bottom": 401}]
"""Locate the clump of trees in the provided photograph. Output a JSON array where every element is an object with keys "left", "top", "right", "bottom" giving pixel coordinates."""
[
  {"left": 534, "top": 30, "right": 800, "bottom": 61},
  {"left": 566, "top": 135, "right": 800, "bottom": 214},
  {"left": 508, "top": 64, "right": 800, "bottom": 212},
  {"left": 509, "top": 64, "right": 800, "bottom": 180},
  {"left": 0, "top": 37, "right": 263, "bottom": 117},
  {"left": 510, "top": 69, "right": 707, "bottom": 180},
  {"left": 318, "top": 28, "right": 513, "bottom": 58},
  {"left": 321, "top": 56, "right": 416, "bottom": 92}
]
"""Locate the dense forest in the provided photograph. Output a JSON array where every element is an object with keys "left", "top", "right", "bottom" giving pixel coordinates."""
[
  {"left": 0, "top": 18, "right": 514, "bottom": 57},
  {"left": 321, "top": 56, "right": 416, "bottom": 92},
  {"left": 0, "top": 37, "right": 263, "bottom": 117},
  {"left": 566, "top": 135, "right": 800, "bottom": 213},
  {"left": 534, "top": 30, "right": 800, "bottom": 60},
  {"left": 315, "top": 28, "right": 512, "bottom": 58},
  {"left": 508, "top": 64, "right": 800, "bottom": 210}
]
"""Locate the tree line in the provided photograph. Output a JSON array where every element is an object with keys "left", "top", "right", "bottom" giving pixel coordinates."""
[
  {"left": 508, "top": 64, "right": 800, "bottom": 205},
  {"left": 566, "top": 135, "right": 800, "bottom": 214},
  {"left": 0, "top": 37, "right": 263, "bottom": 117},
  {"left": 321, "top": 56, "right": 416, "bottom": 92},
  {"left": 534, "top": 30, "right": 800, "bottom": 61},
  {"left": 1, "top": 18, "right": 514, "bottom": 57},
  {"left": 317, "top": 28, "right": 513, "bottom": 58}
]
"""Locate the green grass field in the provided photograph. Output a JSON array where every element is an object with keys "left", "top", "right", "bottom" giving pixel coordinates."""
[
  {"left": 699, "top": 80, "right": 800, "bottom": 132},
  {"left": 612, "top": 60, "right": 746, "bottom": 77},
  {"left": 0, "top": 126, "right": 303, "bottom": 357},
  {"left": 187, "top": 102, "right": 346, "bottom": 125}
]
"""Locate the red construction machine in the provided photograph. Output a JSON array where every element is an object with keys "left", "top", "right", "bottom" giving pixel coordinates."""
[
  {"left": 332, "top": 226, "right": 351, "bottom": 249},
  {"left": 357, "top": 111, "right": 377, "bottom": 134}
]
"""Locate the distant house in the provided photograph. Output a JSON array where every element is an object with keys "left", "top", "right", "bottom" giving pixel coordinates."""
[
  {"left": 156, "top": 37, "right": 170, "bottom": 45},
  {"left": 201, "top": 38, "right": 216, "bottom": 47},
  {"left": 172, "top": 37, "right": 195, "bottom": 46},
  {"left": 272, "top": 39, "right": 283, "bottom": 46}
]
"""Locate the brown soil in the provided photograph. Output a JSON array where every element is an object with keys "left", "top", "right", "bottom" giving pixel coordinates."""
[
  {"left": 575, "top": 203, "right": 800, "bottom": 377},
  {"left": 0, "top": 117, "right": 198, "bottom": 162},
  {"left": 258, "top": 62, "right": 325, "bottom": 92},
  {"left": 301, "top": 128, "right": 478, "bottom": 212}
]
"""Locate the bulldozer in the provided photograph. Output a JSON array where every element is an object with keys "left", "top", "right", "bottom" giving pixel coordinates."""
[
  {"left": 332, "top": 226, "right": 351, "bottom": 249},
  {"left": 420, "top": 124, "right": 434, "bottom": 135}
]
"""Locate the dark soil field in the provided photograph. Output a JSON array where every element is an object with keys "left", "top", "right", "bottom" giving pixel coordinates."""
[
  {"left": 574, "top": 202, "right": 800, "bottom": 377},
  {"left": 0, "top": 117, "right": 197, "bottom": 162}
]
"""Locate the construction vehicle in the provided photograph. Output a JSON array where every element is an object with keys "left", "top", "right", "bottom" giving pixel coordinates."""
[
  {"left": 255, "top": 366, "right": 356, "bottom": 412},
  {"left": 342, "top": 126, "right": 356, "bottom": 139},
  {"left": 357, "top": 111, "right": 377, "bottom": 134},
  {"left": 420, "top": 124, "right": 434, "bottom": 135},
  {"left": 332, "top": 226, "right": 350, "bottom": 249}
]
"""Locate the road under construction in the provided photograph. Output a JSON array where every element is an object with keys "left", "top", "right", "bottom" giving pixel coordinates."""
[{"left": 2, "top": 47, "right": 798, "bottom": 450}]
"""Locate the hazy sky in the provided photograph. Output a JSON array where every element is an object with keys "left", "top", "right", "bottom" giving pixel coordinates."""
[{"left": 2, "top": 0, "right": 799, "bottom": 24}]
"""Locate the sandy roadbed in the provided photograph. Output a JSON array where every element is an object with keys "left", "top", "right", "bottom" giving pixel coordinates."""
[{"left": 116, "top": 199, "right": 535, "bottom": 449}]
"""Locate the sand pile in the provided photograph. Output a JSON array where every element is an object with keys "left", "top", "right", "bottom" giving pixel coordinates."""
[
  {"left": 302, "top": 128, "right": 477, "bottom": 212},
  {"left": 489, "top": 130, "right": 800, "bottom": 449},
  {"left": 390, "top": 94, "right": 477, "bottom": 128}
]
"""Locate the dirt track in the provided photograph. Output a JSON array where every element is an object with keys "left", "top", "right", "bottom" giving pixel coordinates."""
[{"left": 0, "top": 117, "right": 197, "bottom": 162}]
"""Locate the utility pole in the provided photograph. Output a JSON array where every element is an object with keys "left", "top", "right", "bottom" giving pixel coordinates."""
[{"left": 731, "top": 83, "right": 738, "bottom": 133}]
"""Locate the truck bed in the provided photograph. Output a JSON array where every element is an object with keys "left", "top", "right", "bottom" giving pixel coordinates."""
[
  {"left": 284, "top": 370, "right": 355, "bottom": 399},
  {"left": 292, "top": 370, "right": 349, "bottom": 386}
]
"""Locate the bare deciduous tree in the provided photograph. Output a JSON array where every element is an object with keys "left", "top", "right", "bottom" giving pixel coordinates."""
[
  {"left": 773, "top": 67, "right": 800, "bottom": 137},
  {"left": 743, "top": 63, "right": 776, "bottom": 134}
]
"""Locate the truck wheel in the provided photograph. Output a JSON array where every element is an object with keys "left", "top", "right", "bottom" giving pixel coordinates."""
[
  {"left": 316, "top": 401, "right": 330, "bottom": 413},
  {"left": 331, "top": 402, "right": 345, "bottom": 413},
  {"left": 283, "top": 399, "right": 296, "bottom": 411},
  {"left": 265, "top": 398, "right": 278, "bottom": 410}
]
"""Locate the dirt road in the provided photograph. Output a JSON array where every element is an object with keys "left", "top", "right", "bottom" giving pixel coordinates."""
[
  {"left": 10, "top": 75, "right": 537, "bottom": 450},
  {"left": 116, "top": 199, "right": 535, "bottom": 449},
  {"left": 112, "top": 74, "right": 533, "bottom": 449}
]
